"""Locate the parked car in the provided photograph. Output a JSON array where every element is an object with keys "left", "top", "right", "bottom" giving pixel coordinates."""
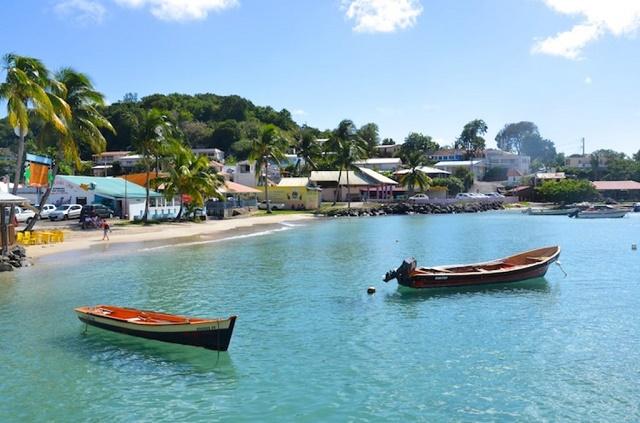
[
  {"left": 483, "top": 192, "right": 505, "bottom": 198},
  {"left": 634, "top": 202, "right": 640, "bottom": 212},
  {"left": 35, "top": 204, "right": 57, "bottom": 219},
  {"left": 80, "top": 204, "right": 114, "bottom": 220},
  {"left": 258, "top": 200, "right": 286, "bottom": 210},
  {"left": 14, "top": 206, "right": 36, "bottom": 224},
  {"left": 455, "top": 193, "right": 473, "bottom": 199},
  {"left": 408, "top": 193, "right": 430, "bottom": 204},
  {"left": 49, "top": 204, "right": 83, "bottom": 221}
]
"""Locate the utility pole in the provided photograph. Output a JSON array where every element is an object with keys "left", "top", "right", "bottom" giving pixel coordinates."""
[{"left": 581, "top": 137, "right": 585, "bottom": 156}]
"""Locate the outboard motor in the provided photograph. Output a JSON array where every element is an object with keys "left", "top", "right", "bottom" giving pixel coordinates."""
[
  {"left": 383, "top": 258, "right": 417, "bottom": 283},
  {"left": 568, "top": 209, "right": 579, "bottom": 218}
]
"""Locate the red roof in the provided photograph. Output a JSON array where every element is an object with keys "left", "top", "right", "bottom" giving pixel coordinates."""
[{"left": 593, "top": 180, "right": 640, "bottom": 190}]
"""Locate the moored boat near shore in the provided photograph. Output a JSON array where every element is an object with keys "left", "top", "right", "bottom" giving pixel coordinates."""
[
  {"left": 569, "top": 205, "right": 627, "bottom": 219},
  {"left": 524, "top": 207, "right": 578, "bottom": 216},
  {"left": 75, "top": 305, "right": 237, "bottom": 351},
  {"left": 383, "top": 246, "right": 560, "bottom": 289}
]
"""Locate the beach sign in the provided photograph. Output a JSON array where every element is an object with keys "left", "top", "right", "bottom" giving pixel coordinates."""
[{"left": 24, "top": 153, "right": 53, "bottom": 188}]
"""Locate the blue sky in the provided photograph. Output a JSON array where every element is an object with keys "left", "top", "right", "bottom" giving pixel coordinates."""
[{"left": 2, "top": 0, "right": 640, "bottom": 155}]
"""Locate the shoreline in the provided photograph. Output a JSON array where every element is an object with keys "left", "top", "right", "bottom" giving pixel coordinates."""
[{"left": 26, "top": 213, "right": 317, "bottom": 262}]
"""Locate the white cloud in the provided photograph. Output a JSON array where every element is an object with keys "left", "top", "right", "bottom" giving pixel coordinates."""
[
  {"left": 342, "top": 0, "right": 423, "bottom": 33},
  {"left": 54, "top": 0, "right": 106, "bottom": 24},
  {"left": 584, "top": 76, "right": 593, "bottom": 84},
  {"left": 113, "top": 0, "right": 238, "bottom": 21},
  {"left": 533, "top": 0, "right": 640, "bottom": 59},
  {"left": 291, "top": 109, "right": 307, "bottom": 117}
]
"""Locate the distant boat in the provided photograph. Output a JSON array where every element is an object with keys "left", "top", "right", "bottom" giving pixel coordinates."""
[
  {"left": 525, "top": 207, "right": 578, "bottom": 216},
  {"left": 383, "top": 246, "right": 560, "bottom": 289},
  {"left": 569, "top": 205, "right": 627, "bottom": 219},
  {"left": 633, "top": 202, "right": 640, "bottom": 212},
  {"left": 75, "top": 305, "right": 237, "bottom": 351}
]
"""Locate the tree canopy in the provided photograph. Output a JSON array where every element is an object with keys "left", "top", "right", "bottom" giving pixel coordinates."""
[
  {"left": 495, "top": 121, "right": 557, "bottom": 164},
  {"left": 455, "top": 119, "right": 487, "bottom": 158}
]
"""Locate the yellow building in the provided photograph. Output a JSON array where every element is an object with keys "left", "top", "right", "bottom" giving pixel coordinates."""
[{"left": 259, "top": 178, "right": 321, "bottom": 210}]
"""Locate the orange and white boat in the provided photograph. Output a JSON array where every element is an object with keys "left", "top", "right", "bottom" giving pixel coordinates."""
[{"left": 75, "top": 305, "right": 237, "bottom": 351}]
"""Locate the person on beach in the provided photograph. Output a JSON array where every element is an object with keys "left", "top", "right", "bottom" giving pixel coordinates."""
[{"left": 102, "top": 220, "right": 111, "bottom": 241}]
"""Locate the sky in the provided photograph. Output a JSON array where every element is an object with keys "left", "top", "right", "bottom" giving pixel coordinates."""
[{"left": 1, "top": 0, "right": 640, "bottom": 155}]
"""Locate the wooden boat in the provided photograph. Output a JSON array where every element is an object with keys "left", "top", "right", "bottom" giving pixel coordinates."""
[
  {"left": 75, "top": 305, "right": 237, "bottom": 351},
  {"left": 569, "top": 205, "right": 627, "bottom": 219},
  {"left": 383, "top": 246, "right": 560, "bottom": 289},
  {"left": 525, "top": 207, "right": 578, "bottom": 216}
]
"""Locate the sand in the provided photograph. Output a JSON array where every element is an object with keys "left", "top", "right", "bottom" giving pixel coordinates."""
[{"left": 26, "top": 214, "right": 316, "bottom": 260}]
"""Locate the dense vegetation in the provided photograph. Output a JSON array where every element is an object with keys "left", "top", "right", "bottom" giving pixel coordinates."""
[{"left": 535, "top": 179, "right": 599, "bottom": 203}]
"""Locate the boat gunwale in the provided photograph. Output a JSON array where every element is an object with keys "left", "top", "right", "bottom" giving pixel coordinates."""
[
  {"left": 74, "top": 305, "right": 235, "bottom": 327},
  {"left": 411, "top": 246, "right": 560, "bottom": 278}
]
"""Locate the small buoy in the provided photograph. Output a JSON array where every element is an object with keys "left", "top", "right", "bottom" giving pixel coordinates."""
[
  {"left": 367, "top": 286, "right": 376, "bottom": 294},
  {"left": 632, "top": 244, "right": 637, "bottom": 251}
]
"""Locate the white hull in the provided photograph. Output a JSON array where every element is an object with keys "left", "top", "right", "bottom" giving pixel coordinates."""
[{"left": 575, "top": 211, "right": 627, "bottom": 219}]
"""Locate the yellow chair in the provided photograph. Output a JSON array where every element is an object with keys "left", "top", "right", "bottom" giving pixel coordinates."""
[
  {"left": 16, "top": 232, "right": 24, "bottom": 244},
  {"left": 51, "top": 230, "right": 64, "bottom": 243},
  {"left": 22, "top": 231, "right": 32, "bottom": 245}
]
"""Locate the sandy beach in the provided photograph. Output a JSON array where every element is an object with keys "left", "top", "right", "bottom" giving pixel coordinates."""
[{"left": 25, "top": 213, "right": 316, "bottom": 260}]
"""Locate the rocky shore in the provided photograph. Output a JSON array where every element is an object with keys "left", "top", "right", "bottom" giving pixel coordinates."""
[
  {"left": 0, "top": 245, "right": 33, "bottom": 271},
  {"left": 320, "top": 201, "right": 505, "bottom": 217}
]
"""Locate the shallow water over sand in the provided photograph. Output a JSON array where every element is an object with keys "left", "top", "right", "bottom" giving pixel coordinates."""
[{"left": 1, "top": 212, "right": 639, "bottom": 421}]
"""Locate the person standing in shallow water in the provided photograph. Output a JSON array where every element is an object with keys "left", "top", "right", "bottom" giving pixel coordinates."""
[{"left": 102, "top": 220, "right": 111, "bottom": 241}]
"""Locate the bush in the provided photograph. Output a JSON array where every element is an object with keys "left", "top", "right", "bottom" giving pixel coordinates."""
[
  {"left": 535, "top": 179, "right": 599, "bottom": 203},
  {"left": 432, "top": 177, "right": 464, "bottom": 195},
  {"left": 453, "top": 168, "right": 474, "bottom": 191}
]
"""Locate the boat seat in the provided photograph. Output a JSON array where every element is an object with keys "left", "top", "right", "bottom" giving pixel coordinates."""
[{"left": 526, "top": 256, "right": 546, "bottom": 261}]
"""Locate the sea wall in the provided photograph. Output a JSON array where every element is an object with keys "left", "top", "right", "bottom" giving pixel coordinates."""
[{"left": 320, "top": 201, "right": 505, "bottom": 217}]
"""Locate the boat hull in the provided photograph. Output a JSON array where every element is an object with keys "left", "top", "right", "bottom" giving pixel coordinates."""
[
  {"left": 402, "top": 260, "right": 553, "bottom": 289},
  {"left": 575, "top": 211, "right": 627, "bottom": 219},
  {"left": 76, "top": 308, "right": 236, "bottom": 351},
  {"left": 526, "top": 208, "right": 578, "bottom": 216}
]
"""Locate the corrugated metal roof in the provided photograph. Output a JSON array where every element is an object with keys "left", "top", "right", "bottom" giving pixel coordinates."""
[
  {"left": 434, "top": 160, "right": 484, "bottom": 167},
  {"left": 357, "top": 167, "right": 398, "bottom": 185},
  {"left": 593, "top": 180, "right": 640, "bottom": 190},
  {"left": 278, "top": 177, "right": 311, "bottom": 187},
  {"left": 0, "top": 193, "right": 28, "bottom": 204},
  {"left": 220, "top": 181, "right": 261, "bottom": 194},
  {"left": 310, "top": 171, "right": 370, "bottom": 186},
  {"left": 394, "top": 166, "right": 451, "bottom": 176},
  {"left": 59, "top": 175, "right": 162, "bottom": 199},
  {"left": 354, "top": 158, "right": 402, "bottom": 165}
]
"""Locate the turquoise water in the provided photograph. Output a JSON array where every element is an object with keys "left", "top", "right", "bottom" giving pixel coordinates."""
[{"left": 1, "top": 212, "right": 640, "bottom": 422}]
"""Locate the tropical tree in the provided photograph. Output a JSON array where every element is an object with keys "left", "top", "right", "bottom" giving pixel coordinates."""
[
  {"left": 0, "top": 54, "right": 70, "bottom": 194},
  {"left": 132, "top": 109, "right": 173, "bottom": 223},
  {"left": 249, "top": 124, "right": 287, "bottom": 213},
  {"left": 399, "top": 150, "right": 432, "bottom": 196},
  {"left": 26, "top": 68, "right": 114, "bottom": 230},
  {"left": 155, "top": 141, "right": 224, "bottom": 220},
  {"left": 293, "top": 128, "right": 321, "bottom": 175},
  {"left": 455, "top": 119, "right": 488, "bottom": 159},
  {"left": 399, "top": 132, "right": 439, "bottom": 160},
  {"left": 325, "top": 120, "right": 367, "bottom": 208},
  {"left": 357, "top": 122, "right": 380, "bottom": 155}
]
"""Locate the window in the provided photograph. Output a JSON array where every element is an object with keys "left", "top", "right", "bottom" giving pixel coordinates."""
[{"left": 239, "top": 164, "right": 250, "bottom": 173}]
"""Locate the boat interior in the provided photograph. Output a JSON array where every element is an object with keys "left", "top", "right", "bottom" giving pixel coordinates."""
[
  {"left": 77, "top": 305, "right": 214, "bottom": 325},
  {"left": 414, "top": 246, "right": 559, "bottom": 275}
]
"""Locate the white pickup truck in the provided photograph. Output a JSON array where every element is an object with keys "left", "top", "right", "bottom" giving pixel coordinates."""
[{"left": 258, "top": 200, "right": 286, "bottom": 210}]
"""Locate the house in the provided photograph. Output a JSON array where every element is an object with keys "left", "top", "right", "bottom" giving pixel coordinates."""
[
  {"left": 484, "top": 149, "right": 530, "bottom": 174},
  {"left": 234, "top": 160, "right": 282, "bottom": 187},
  {"left": 353, "top": 158, "right": 402, "bottom": 172},
  {"left": 206, "top": 181, "right": 261, "bottom": 218},
  {"left": 534, "top": 172, "right": 565, "bottom": 184},
  {"left": 429, "top": 149, "right": 467, "bottom": 162},
  {"left": 566, "top": 154, "right": 610, "bottom": 169},
  {"left": 257, "top": 177, "right": 322, "bottom": 210},
  {"left": 310, "top": 168, "right": 398, "bottom": 202},
  {"left": 434, "top": 160, "right": 486, "bottom": 180},
  {"left": 18, "top": 175, "right": 168, "bottom": 220},
  {"left": 192, "top": 148, "right": 225, "bottom": 163},
  {"left": 592, "top": 180, "right": 640, "bottom": 200},
  {"left": 506, "top": 168, "right": 523, "bottom": 185}
]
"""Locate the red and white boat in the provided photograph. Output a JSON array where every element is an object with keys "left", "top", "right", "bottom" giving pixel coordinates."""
[
  {"left": 383, "top": 246, "right": 560, "bottom": 289},
  {"left": 75, "top": 305, "right": 237, "bottom": 351}
]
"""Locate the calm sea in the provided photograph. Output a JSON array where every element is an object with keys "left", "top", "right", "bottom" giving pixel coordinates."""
[{"left": 1, "top": 212, "right": 639, "bottom": 422}]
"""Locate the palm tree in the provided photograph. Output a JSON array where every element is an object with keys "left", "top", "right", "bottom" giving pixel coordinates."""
[
  {"left": 326, "top": 120, "right": 367, "bottom": 207},
  {"left": 399, "top": 150, "right": 432, "bottom": 197},
  {"left": 0, "top": 54, "right": 70, "bottom": 194},
  {"left": 249, "top": 124, "right": 287, "bottom": 214},
  {"left": 132, "top": 109, "right": 173, "bottom": 224},
  {"left": 155, "top": 141, "right": 224, "bottom": 220},
  {"left": 294, "top": 129, "right": 321, "bottom": 175},
  {"left": 26, "top": 68, "right": 114, "bottom": 231}
]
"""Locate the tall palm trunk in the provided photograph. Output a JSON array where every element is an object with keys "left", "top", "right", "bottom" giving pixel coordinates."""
[
  {"left": 333, "top": 167, "right": 343, "bottom": 205},
  {"left": 24, "top": 162, "right": 58, "bottom": 232},
  {"left": 176, "top": 195, "right": 183, "bottom": 221},
  {"left": 347, "top": 170, "right": 351, "bottom": 210},
  {"left": 143, "top": 162, "right": 150, "bottom": 224},
  {"left": 12, "top": 133, "right": 25, "bottom": 195},
  {"left": 264, "top": 162, "right": 271, "bottom": 214}
]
